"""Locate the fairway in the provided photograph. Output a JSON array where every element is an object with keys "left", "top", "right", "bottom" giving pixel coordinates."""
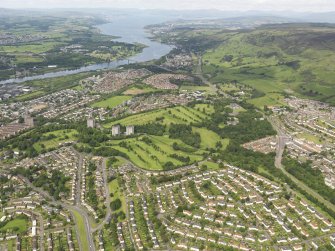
[
  {"left": 103, "top": 105, "right": 210, "bottom": 128},
  {"left": 107, "top": 135, "right": 204, "bottom": 170},
  {"left": 91, "top": 95, "right": 132, "bottom": 108}
]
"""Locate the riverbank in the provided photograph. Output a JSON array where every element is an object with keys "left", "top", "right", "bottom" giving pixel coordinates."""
[{"left": 0, "top": 16, "right": 172, "bottom": 86}]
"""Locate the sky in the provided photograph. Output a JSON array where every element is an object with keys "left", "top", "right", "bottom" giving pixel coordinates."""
[{"left": 0, "top": 0, "right": 334, "bottom": 12}]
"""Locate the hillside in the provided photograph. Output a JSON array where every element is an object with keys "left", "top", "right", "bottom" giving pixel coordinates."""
[{"left": 201, "top": 23, "right": 335, "bottom": 106}]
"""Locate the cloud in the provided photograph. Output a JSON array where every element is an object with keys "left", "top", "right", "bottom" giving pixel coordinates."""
[{"left": 1, "top": 0, "right": 335, "bottom": 12}]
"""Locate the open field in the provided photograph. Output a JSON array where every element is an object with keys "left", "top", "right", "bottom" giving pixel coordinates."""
[
  {"left": 108, "top": 179, "right": 127, "bottom": 216},
  {"left": 91, "top": 95, "right": 132, "bottom": 109},
  {"left": 192, "top": 127, "right": 229, "bottom": 149},
  {"left": 33, "top": 129, "right": 78, "bottom": 152},
  {"left": 1, "top": 42, "right": 65, "bottom": 54},
  {"left": 0, "top": 217, "right": 28, "bottom": 234},
  {"left": 248, "top": 92, "right": 286, "bottom": 109}
]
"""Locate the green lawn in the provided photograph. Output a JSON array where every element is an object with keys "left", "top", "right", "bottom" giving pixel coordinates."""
[
  {"left": 201, "top": 161, "right": 220, "bottom": 170},
  {"left": 72, "top": 210, "right": 89, "bottom": 251},
  {"left": 91, "top": 95, "right": 132, "bottom": 109},
  {"left": 108, "top": 179, "right": 127, "bottom": 217},
  {"left": 33, "top": 129, "right": 78, "bottom": 152},
  {"left": 192, "top": 127, "right": 229, "bottom": 150},
  {"left": 0, "top": 217, "right": 28, "bottom": 234}
]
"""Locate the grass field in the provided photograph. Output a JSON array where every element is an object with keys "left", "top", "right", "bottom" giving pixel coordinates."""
[
  {"left": 0, "top": 217, "right": 28, "bottom": 234},
  {"left": 192, "top": 127, "right": 229, "bottom": 149},
  {"left": 33, "top": 129, "right": 78, "bottom": 152},
  {"left": 15, "top": 90, "right": 46, "bottom": 101},
  {"left": 91, "top": 95, "right": 132, "bottom": 109},
  {"left": 108, "top": 179, "right": 127, "bottom": 217},
  {"left": 72, "top": 210, "right": 89, "bottom": 251},
  {"left": 201, "top": 161, "right": 220, "bottom": 170},
  {"left": 1, "top": 42, "right": 65, "bottom": 54},
  {"left": 297, "top": 132, "right": 324, "bottom": 144},
  {"left": 248, "top": 92, "right": 286, "bottom": 109}
]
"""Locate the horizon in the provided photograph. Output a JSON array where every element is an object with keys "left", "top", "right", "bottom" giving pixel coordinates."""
[
  {"left": 0, "top": 0, "right": 334, "bottom": 12},
  {"left": 1, "top": 7, "right": 334, "bottom": 13}
]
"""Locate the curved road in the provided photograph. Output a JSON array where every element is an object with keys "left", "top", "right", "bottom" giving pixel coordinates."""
[
  {"left": 18, "top": 175, "right": 96, "bottom": 251},
  {"left": 269, "top": 116, "right": 335, "bottom": 213}
]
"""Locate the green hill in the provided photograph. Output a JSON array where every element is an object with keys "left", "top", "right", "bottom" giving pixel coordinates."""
[{"left": 200, "top": 24, "right": 335, "bottom": 106}]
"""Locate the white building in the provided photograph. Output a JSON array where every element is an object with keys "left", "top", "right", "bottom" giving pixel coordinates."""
[
  {"left": 87, "top": 113, "right": 95, "bottom": 128},
  {"left": 126, "top": 125, "right": 134, "bottom": 136},
  {"left": 112, "top": 125, "right": 121, "bottom": 136}
]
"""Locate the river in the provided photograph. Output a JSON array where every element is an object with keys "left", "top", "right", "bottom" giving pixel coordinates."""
[{"left": 0, "top": 15, "right": 173, "bottom": 85}]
